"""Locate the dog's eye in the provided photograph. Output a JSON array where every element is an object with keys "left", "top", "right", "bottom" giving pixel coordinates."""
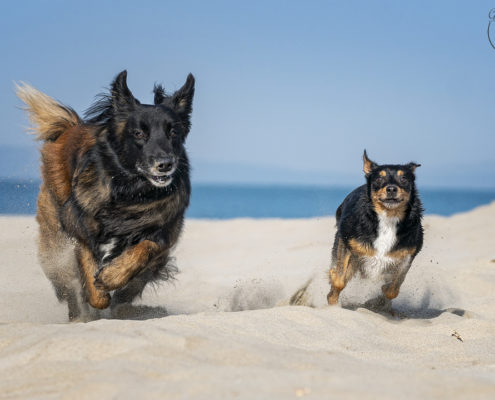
[
  {"left": 169, "top": 129, "right": 176, "bottom": 138},
  {"left": 399, "top": 176, "right": 408, "bottom": 185},
  {"left": 375, "top": 177, "right": 384, "bottom": 185},
  {"left": 134, "top": 130, "right": 145, "bottom": 140}
]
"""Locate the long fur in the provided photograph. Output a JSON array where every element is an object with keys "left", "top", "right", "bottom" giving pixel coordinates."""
[
  {"left": 17, "top": 71, "right": 195, "bottom": 321},
  {"left": 15, "top": 83, "right": 80, "bottom": 141}
]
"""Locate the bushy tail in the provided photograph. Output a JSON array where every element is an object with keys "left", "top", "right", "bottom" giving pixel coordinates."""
[
  {"left": 283, "top": 270, "right": 331, "bottom": 308},
  {"left": 16, "top": 82, "right": 80, "bottom": 141},
  {"left": 288, "top": 278, "right": 314, "bottom": 306}
]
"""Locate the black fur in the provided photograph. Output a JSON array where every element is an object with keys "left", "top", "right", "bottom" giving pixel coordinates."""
[
  {"left": 335, "top": 162, "right": 423, "bottom": 259},
  {"left": 18, "top": 70, "right": 196, "bottom": 320},
  {"left": 65, "top": 71, "right": 195, "bottom": 267},
  {"left": 334, "top": 185, "right": 423, "bottom": 260},
  {"left": 64, "top": 70, "right": 195, "bottom": 313},
  {"left": 326, "top": 151, "right": 424, "bottom": 308}
]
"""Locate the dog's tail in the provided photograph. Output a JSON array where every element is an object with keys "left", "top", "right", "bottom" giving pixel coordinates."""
[
  {"left": 16, "top": 82, "right": 81, "bottom": 141},
  {"left": 288, "top": 278, "right": 314, "bottom": 306},
  {"left": 282, "top": 270, "right": 331, "bottom": 308}
]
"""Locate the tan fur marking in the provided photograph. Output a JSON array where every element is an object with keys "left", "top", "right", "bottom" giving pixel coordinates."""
[
  {"left": 397, "top": 170, "right": 404, "bottom": 176},
  {"left": 383, "top": 286, "right": 400, "bottom": 300},
  {"left": 40, "top": 126, "right": 97, "bottom": 206},
  {"left": 36, "top": 185, "right": 61, "bottom": 239},
  {"left": 329, "top": 253, "right": 350, "bottom": 291},
  {"left": 95, "top": 240, "right": 161, "bottom": 291},
  {"left": 348, "top": 238, "right": 376, "bottom": 257},
  {"left": 396, "top": 186, "right": 410, "bottom": 201},
  {"left": 387, "top": 247, "right": 416, "bottom": 259},
  {"left": 327, "top": 239, "right": 357, "bottom": 305},
  {"left": 77, "top": 245, "right": 111, "bottom": 309},
  {"left": 363, "top": 156, "right": 374, "bottom": 175},
  {"left": 379, "top": 170, "right": 387, "bottom": 177},
  {"left": 370, "top": 189, "right": 409, "bottom": 219},
  {"left": 40, "top": 143, "right": 71, "bottom": 204}
]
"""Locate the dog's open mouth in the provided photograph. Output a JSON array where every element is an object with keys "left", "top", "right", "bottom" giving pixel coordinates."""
[
  {"left": 380, "top": 198, "right": 403, "bottom": 208},
  {"left": 137, "top": 166, "right": 175, "bottom": 188},
  {"left": 147, "top": 174, "right": 173, "bottom": 187}
]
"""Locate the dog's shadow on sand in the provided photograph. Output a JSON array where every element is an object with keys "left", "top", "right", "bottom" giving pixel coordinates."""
[
  {"left": 108, "top": 304, "right": 169, "bottom": 321},
  {"left": 339, "top": 284, "right": 471, "bottom": 320},
  {"left": 343, "top": 301, "right": 468, "bottom": 320},
  {"left": 342, "top": 290, "right": 469, "bottom": 320}
]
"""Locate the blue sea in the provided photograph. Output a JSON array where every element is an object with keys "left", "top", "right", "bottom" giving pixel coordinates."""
[{"left": 0, "top": 180, "right": 494, "bottom": 218}]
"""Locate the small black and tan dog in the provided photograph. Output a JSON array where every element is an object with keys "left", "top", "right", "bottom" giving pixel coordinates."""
[
  {"left": 327, "top": 150, "right": 423, "bottom": 308},
  {"left": 17, "top": 70, "right": 195, "bottom": 321}
]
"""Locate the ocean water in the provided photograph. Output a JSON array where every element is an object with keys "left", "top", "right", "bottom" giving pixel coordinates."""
[{"left": 0, "top": 180, "right": 494, "bottom": 218}]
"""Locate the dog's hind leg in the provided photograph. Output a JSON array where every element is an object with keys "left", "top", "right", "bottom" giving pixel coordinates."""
[
  {"left": 327, "top": 239, "right": 356, "bottom": 305},
  {"left": 37, "top": 187, "right": 89, "bottom": 321},
  {"left": 38, "top": 233, "right": 84, "bottom": 321}
]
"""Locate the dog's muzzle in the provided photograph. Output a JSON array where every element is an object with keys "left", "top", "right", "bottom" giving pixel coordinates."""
[
  {"left": 380, "top": 185, "right": 404, "bottom": 208},
  {"left": 138, "top": 157, "right": 177, "bottom": 188}
]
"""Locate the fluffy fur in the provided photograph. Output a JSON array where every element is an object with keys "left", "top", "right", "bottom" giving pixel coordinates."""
[{"left": 17, "top": 70, "right": 195, "bottom": 321}]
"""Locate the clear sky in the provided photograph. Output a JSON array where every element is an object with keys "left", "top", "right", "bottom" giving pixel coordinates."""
[{"left": 1, "top": 0, "right": 494, "bottom": 188}]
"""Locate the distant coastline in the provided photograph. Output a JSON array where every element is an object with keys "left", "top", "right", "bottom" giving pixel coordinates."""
[{"left": 1, "top": 179, "right": 494, "bottom": 218}]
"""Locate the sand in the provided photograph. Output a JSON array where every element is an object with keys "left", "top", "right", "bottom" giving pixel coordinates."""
[{"left": 0, "top": 203, "right": 494, "bottom": 399}]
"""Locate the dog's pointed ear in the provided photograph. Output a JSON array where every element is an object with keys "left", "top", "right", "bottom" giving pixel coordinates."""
[
  {"left": 171, "top": 73, "right": 195, "bottom": 124},
  {"left": 407, "top": 162, "right": 421, "bottom": 172},
  {"left": 111, "top": 70, "right": 137, "bottom": 111},
  {"left": 363, "top": 150, "right": 378, "bottom": 175}
]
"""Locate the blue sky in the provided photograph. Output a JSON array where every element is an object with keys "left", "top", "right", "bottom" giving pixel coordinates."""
[{"left": 1, "top": 1, "right": 494, "bottom": 188}]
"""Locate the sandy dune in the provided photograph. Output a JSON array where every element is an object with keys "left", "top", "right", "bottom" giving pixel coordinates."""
[{"left": 0, "top": 203, "right": 494, "bottom": 399}]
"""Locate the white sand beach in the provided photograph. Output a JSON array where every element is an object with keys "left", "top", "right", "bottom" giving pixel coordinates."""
[{"left": 0, "top": 203, "right": 494, "bottom": 399}]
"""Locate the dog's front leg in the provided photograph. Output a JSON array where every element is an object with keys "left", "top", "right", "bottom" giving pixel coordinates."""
[
  {"left": 76, "top": 244, "right": 111, "bottom": 309},
  {"left": 94, "top": 240, "right": 161, "bottom": 291},
  {"left": 381, "top": 255, "right": 414, "bottom": 300}
]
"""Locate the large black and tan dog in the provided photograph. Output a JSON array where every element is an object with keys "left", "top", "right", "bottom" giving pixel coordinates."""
[
  {"left": 291, "top": 151, "right": 423, "bottom": 310},
  {"left": 17, "top": 70, "right": 195, "bottom": 321}
]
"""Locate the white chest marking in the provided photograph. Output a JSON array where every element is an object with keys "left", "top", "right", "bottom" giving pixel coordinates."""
[
  {"left": 374, "top": 213, "right": 399, "bottom": 257},
  {"left": 100, "top": 238, "right": 117, "bottom": 263},
  {"left": 362, "top": 213, "right": 400, "bottom": 279}
]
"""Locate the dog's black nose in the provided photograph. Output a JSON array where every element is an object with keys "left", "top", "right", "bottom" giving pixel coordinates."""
[
  {"left": 156, "top": 157, "right": 175, "bottom": 173},
  {"left": 386, "top": 185, "right": 398, "bottom": 195}
]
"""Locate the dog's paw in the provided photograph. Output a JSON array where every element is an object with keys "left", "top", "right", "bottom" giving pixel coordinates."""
[
  {"left": 88, "top": 290, "right": 111, "bottom": 310},
  {"left": 85, "top": 274, "right": 111, "bottom": 309}
]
